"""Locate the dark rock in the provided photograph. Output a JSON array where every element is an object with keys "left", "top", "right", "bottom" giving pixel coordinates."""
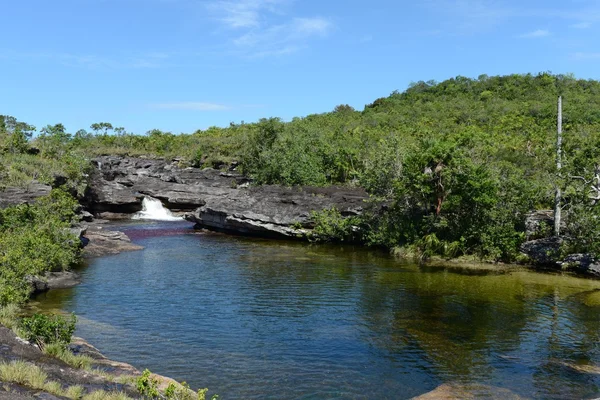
[
  {"left": 84, "top": 156, "right": 368, "bottom": 238},
  {"left": 185, "top": 184, "right": 367, "bottom": 239},
  {"left": 525, "top": 210, "right": 568, "bottom": 240},
  {"left": 29, "top": 271, "right": 82, "bottom": 295},
  {"left": 83, "top": 179, "right": 143, "bottom": 214},
  {"left": 27, "top": 276, "right": 49, "bottom": 294},
  {"left": 560, "top": 253, "right": 600, "bottom": 277},
  {"left": 520, "top": 237, "right": 563, "bottom": 267},
  {"left": 52, "top": 174, "right": 68, "bottom": 188},
  {"left": 78, "top": 210, "right": 94, "bottom": 222},
  {"left": 0, "top": 182, "right": 52, "bottom": 209}
]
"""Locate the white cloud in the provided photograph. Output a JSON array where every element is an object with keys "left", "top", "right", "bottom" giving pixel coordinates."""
[
  {"left": 423, "top": 1, "right": 600, "bottom": 35},
  {"left": 207, "top": 0, "right": 333, "bottom": 57},
  {"left": 573, "top": 52, "right": 600, "bottom": 60},
  {"left": 208, "top": 0, "right": 288, "bottom": 29},
  {"left": 519, "top": 29, "right": 550, "bottom": 38},
  {"left": 571, "top": 21, "right": 592, "bottom": 29},
  {"left": 152, "top": 102, "right": 230, "bottom": 111},
  {"left": 0, "top": 51, "right": 170, "bottom": 69},
  {"left": 232, "top": 16, "right": 332, "bottom": 57}
]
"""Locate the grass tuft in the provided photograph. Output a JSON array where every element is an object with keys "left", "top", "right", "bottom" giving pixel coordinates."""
[
  {"left": 65, "top": 384, "right": 85, "bottom": 399},
  {"left": 44, "top": 343, "right": 93, "bottom": 370},
  {"left": 0, "top": 360, "right": 48, "bottom": 389},
  {"left": 82, "top": 390, "right": 134, "bottom": 400},
  {"left": 0, "top": 304, "right": 21, "bottom": 330}
]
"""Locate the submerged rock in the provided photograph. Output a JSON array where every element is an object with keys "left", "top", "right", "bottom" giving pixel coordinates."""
[{"left": 412, "top": 383, "right": 527, "bottom": 400}]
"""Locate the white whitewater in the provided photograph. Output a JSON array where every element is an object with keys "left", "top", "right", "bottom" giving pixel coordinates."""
[{"left": 132, "top": 197, "right": 183, "bottom": 221}]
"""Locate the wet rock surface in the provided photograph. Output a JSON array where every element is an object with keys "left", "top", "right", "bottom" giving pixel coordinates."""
[{"left": 560, "top": 253, "right": 600, "bottom": 277}]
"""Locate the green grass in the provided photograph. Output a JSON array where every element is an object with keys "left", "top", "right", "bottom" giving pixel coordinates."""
[
  {"left": 0, "top": 304, "right": 20, "bottom": 330},
  {"left": 44, "top": 343, "right": 93, "bottom": 370},
  {"left": 0, "top": 360, "right": 136, "bottom": 399},
  {"left": 0, "top": 360, "right": 66, "bottom": 396},
  {"left": 65, "top": 385, "right": 85, "bottom": 399},
  {"left": 81, "top": 390, "right": 133, "bottom": 400}
]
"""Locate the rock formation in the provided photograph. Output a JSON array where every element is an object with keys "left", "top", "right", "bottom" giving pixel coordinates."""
[{"left": 85, "top": 156, "right": 367, "bottom": 239}]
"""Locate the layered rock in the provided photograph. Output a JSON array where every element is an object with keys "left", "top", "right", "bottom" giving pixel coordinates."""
[
  {"left": 0, "top": 182, "right": 51, "bottom": 208},
  {"left": 85, "top": 156, "right": 368, "bottom": 239},
  {"left": 185, "top": 185, "right": 366, "bottom": 238},
  {"left": 84, "top": 156, "right": 242, "bottom": 215}
]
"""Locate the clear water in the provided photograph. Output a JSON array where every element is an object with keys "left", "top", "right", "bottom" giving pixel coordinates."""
[{"left": 33, "top": 222, "right": 600, "bottom": 399}]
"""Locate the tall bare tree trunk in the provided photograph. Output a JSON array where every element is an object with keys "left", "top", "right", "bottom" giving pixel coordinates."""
[{"left": 554, "top": 96, "right": 562, "bottom": 236}]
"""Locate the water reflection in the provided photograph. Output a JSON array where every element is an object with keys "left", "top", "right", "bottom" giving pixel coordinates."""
[{"left": 33, "top": 222, "right": 600, "bottom": 399}]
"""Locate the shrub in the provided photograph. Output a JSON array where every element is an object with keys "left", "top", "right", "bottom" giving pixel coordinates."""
[
  {"left": 0, "top": 189, "right": 81, "bottom": 306},
  {"left": 309, "top": 208, "right": 360, "bottom": 243},
  {"left": 20, "top": 313, "right": 76, "bottom": 350},
  {"left": 136, "top": 369, "right": 160, "bottom": 399}
]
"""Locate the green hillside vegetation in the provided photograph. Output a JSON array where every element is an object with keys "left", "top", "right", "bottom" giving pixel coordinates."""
[
  {"left": 0, "top": 189, "right": 81, "bottom": 305},
  {"left": 2, "top": 72, "right": 600, "bottom": 267}
]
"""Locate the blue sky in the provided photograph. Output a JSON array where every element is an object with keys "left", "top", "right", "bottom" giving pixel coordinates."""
[{"left": 1, "top": 0, "right": 599, "bottom": 134}]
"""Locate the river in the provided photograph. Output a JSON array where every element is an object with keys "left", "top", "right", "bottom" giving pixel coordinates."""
[{"left": 33, "top": 221, "right": 600, "bottom": 399}]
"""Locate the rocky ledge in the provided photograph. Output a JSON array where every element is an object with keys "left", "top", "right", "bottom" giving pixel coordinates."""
[
  {"left": 85, "top": 156, "right": 368, "bottom": 239},
  {"left": 0, "top": 324, "right": 140, "bottom": 399}
]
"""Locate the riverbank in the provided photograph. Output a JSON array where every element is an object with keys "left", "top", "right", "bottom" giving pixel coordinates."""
[{"left": 0, "top": 319, "right": 200, "bottom": 399}]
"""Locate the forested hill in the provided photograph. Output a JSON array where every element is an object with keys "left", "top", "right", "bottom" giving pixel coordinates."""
[{"left": 2, "top": 72, "right": 600, "bottom": 264}]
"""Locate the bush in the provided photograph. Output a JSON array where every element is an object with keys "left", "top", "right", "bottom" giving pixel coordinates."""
[
  {"left": 20, "top": 313, "right": 76, "bottom": 350},
  {"left": 309, "top": 208, "right": 360, "bottom": 243},
  {"left": 136, "top": 369, "right": 160, "bottom": 399},
  {"left": 0, "top": 189, "right": 81, "bottom": 305}
]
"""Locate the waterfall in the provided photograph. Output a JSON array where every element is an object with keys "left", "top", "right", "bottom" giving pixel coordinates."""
[{"left": 132, "top": 197, "right": 183, "bottom": 221}]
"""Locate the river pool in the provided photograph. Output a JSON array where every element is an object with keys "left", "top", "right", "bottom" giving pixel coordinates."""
[{"left": 33, "top": 221, "right": 600, "bottom": 399}]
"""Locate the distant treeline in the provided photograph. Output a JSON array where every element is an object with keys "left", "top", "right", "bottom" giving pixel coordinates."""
[{"left": 2, "top": 72, "right": 600, "bottom": 264}]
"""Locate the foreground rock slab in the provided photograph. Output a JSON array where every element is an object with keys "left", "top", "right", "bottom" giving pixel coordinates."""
[{"left": 0, "top": 325, "right": 140, "bottom": 399}]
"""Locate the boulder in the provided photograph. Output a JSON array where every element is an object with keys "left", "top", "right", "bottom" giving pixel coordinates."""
[
  {"left": 82, "top": 223, "right": 144, "bottom": 257},
  {"left": 520, "top": 237, "right": 563, "bottom": 267},
  {"left": 560, "top": 253, "right": 600, "bottom": 277}
]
